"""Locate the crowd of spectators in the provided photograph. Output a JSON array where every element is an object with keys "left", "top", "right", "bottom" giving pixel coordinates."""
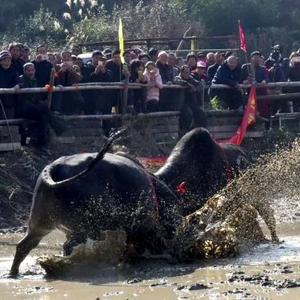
[{"left": 1, "top": 42, "right": 300, "bottom": 145}]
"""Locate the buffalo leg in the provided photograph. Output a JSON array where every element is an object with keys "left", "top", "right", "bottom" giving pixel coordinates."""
[
  {"left": 255, "top": 202, "right": 279, "bottom": 243},
  {"left": 63, "top": 233, "right": 87, "bottom": 256},
  {"left": 10, "top": 228, "right": 51, "bottom": 277}
]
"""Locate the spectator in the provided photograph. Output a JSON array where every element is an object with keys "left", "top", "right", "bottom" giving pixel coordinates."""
[
  {"left": 133, "top": 48, "right": 143, "bottom": 56},
  {"left": 176, "top": 57, "right": 185, "bottom": 68},
  {"left": 71, "top": 45, "right": 82, "bottom": 56},
  {"left": 225, "top": 51, "right": 233, "bottom": 59},
  {"left": 130, "top": 51, "right": 138, "bottom": 61},
  {"left": 192, "top": 61, "right": 209, "bottom": 83},
  {"left": 143, "top": 61, "right": 163, "bottom": 112},
  {"left": 138, "top": 53, "right": 150, "bottom": 65},
  {"left": 168, "top": 53, "right": 180, "bottom": 77},
  {"left": 149, "top": 48, "right": 159, "bottom": 62},
  {"left": 103, "top": 48, "right": 112, "bottom": 60},
  {"left": 17, "top": 63, "right": 63, "bottom": 147},
  {"left": 197, "top": 52, "right": 207, "bottom": 62},
  {"left": 9, "top": 42, "right": 24, "bottom": 75},
  {"left": 284, "top": 52, "right": 300, "bottom": 111},
  {"left": 288, "top": 52, "right": 300, "bottom": 83},
  {"left": 71, "top": 55, "right": 77, "bottom": 64},
  {"left": 241, "top": 51, "right": 268, "bottom": 84},
  {"left": 156, "top": 51, "right": 173, "bottom": 83},
  {"left": 186, "top": 53, "right": 197, "bottom": 71},
  {"left": 17, "top": 62, "right": 46, "bottom": 145},
  {"left": 123, "top": 50, "right": 132, "bottom": 65},
  {"left": 211, "top": 55, "right": 243, "bottom": 110},
  {"left": 47, "top": 52, "right": 56, "bottom": 66},
  {"left": 129, "top": 60, "right": 147, "bottom": 113},
  {"left": 106, "top": 49, "right": 126, "bottom": 82},
  {"left": 54, "top": 52, "right": 62, "bottom": 64},
  {"left": 207, "top": 52, "right": 225, "bottom": 83},
  {"left": 57, "top": 49, "right": 83, "bottom": 114},
  {"left": 242, "top": 51, "right": 269, "bottom": 117},
  {"left": 88, "top": 56, "right": 113, "bottom": 115},
  {"left": 266, "top": 45, "right": 288, "bottom": 82},
  {"left": 105, "top": 49, "right": 129, "bottom": 113},
  {"left": 33, "top": 45, "right": 53, "bottom": 87},
  {"left": 20, "top": 45, "right": 30, "bottom": 63},
  {"left": 175, "top": 65, "right": 207, "bottom": 130},
  {"left": 0, "top": 50, "right": 19, "bottom": 118},
  {"left": 80, "top": 50, "right": 102, "bottom": 83},
  {"left": 206, "top": 52, "right": 215, "bottom": 68}
]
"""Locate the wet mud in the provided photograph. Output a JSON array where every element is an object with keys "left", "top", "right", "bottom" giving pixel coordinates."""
[
  {"left": 2, "top": 223, "right": 300, "bottom": 299},
  {"left": 2, "top": 139, "right": 300, "bottom": 299}
]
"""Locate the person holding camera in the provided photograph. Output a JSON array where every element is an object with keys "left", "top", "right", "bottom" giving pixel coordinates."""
[
  {"left": 56, "top": 49, "right": 83, "bottom": 115},
  {"left": 265, "top": 45, "right": 289, "bottom": 82}
]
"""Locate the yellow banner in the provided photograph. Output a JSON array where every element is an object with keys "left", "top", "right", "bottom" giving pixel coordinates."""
[{"left": 118, "top": 18, "right": 125, "bottom": 63}]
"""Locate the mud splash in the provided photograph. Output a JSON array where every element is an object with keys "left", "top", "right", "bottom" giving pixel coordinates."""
[
  {"left": 26, "top": 140, "right": 300, "bottom": 278},
  {"left": 38, "top": 230, "right": 127, "bottom": 277}
]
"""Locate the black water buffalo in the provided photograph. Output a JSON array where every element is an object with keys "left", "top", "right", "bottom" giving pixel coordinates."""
[
  {"left": 10, "top": 131, "right": 181, "bottom": 276},
  {"left": 155, "top": 128, "right": 248, "bottom": 215}
]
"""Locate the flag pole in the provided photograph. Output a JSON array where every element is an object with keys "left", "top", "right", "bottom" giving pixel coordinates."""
[{"left": 118, "top": 18, "right": 128, "bottom": 114}]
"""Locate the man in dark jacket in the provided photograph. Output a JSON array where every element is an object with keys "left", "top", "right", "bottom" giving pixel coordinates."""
[
  {"left": 105, "top": 50, "right": 129, "bottom": 113},
  {"left": 175, "top": 65, "right": 207, "bottom": 131},
  {"left": 207, "top": 52, "right": 225, "bottom": 83},
  {"left": 241, "top": 51, "right": 268, "bottom": 84},
  {"left": 9, "top": 43, "right": 25, "bottom": 76},
  {"left": 105, "top": 50, "right": 125, "bottom": 82},
  {"left": 18, "top": 63, "right": 51, "bottom": 146},
  {"left": 33, "top": 45, "right": 53, "bottom": 87},
  {"left": 0, "top": 50, "right": 19, "bottom": 119},
  {"left": 88, "top": 52, "right": 113, "bottom": 114},
  {"left": 211, "top": 56, "right": 243, "bottom": 110},
  {"left": 17, "top": 63, "right": 64, "bottom": 147},
  {"left": 242, "top": 51, "right": 269, "bottom": 117}
]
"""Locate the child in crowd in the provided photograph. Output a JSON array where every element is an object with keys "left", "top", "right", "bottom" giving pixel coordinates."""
[{"left": 143, "top": 61, "right": 163, "bottom": 112}]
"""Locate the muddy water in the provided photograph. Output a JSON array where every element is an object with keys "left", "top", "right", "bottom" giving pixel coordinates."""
[{"left": 1, "top": 223, "right": 300, "bottom": 300}]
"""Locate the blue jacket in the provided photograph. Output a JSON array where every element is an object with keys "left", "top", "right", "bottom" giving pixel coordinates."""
[{"left": 212, "top": 63, "right": 242, "bottom": 87}]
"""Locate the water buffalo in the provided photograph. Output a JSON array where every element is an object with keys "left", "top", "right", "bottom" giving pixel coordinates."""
[
  {"left": 155, "top": 128, "right": 248, "bottom": 215},
  {"left": 10, "top": 131, "right": 181, "bottom": 276},
  {"left": 155, "top": 128, "right": 278, "bottom": 243}
]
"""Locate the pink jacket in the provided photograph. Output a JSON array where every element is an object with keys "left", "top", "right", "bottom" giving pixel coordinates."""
[{"left": 143, "top": 69, "right": 163, "bottom": 101}]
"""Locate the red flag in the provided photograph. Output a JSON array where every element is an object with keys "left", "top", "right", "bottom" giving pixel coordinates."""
[
  {"left": 229, "top": 87, "right": 257, "bottom": 145},
  {"left": 239, "top": 21, "right": 247, "bottom": 53}
]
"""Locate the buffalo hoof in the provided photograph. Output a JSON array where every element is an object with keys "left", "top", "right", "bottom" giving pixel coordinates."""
[
  {"left": 6, "top": 271, "right": 19, "bottom": 279},
  {"left": 271, "top": 234, "right": 280, "bottom": 244}
]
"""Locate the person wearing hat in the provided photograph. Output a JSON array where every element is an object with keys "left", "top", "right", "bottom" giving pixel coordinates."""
[
  {"left": 103, "top": 48, "right": 112, "bottom": 60},
  {"left": 241, "top": 51, "right": 270, "bottom": 117},
  {"left": 241, "top": 51, "right": 268, "bottom": 84},
  {"left": 192, "top": 61, "right": 208, "bottom": 83},
  {"left": 156, "top": 51, "right": 174, "bottom": 83},
  {"left": 148, "top": 48, "right": 159, "bottom": 63},
  {"left": 0, "top": 50, "right": 19, "bottom": 119}
]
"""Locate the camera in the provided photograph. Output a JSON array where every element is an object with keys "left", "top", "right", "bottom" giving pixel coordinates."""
[{"left": 270, "top": 44, "right": 282, "bottom": 64}]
